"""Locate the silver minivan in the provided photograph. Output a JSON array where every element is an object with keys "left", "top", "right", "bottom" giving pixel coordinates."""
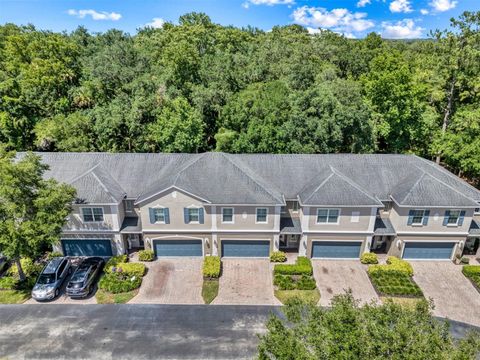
[{"left": 32, "top": 257, "right": 71, "bottom": 301}]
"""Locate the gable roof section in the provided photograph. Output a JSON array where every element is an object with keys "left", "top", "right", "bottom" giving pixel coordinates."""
[
  {"left": 391, "top": 171, "right": 479, "bottom": 207},
  {"left": 299, "top": 167, "right": 383, "bottom": 206}
]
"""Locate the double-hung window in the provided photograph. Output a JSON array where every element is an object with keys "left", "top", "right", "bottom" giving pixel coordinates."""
[
  {"left": 316, "top": 209, "right": 340, "bottom": 224},
  {"left": 222, "top": 208, "right": 234, "bottom": 223},
  {"left": 410, "top": 210, "right": 426, "bottom": 225},
  {"left": 153, "top": 208, "right": 166, "bottom": 223},
  {"left": 82, "top": 207, "right": 104, "bottom": 222},
  {"left": 188, "top": 208, "right": 200, "bottom": 223},
  {"left": 256, "top": 208, "right": 268, "bottom": 223},
  {"left": 447, "top": 210, "right": 460, "bottom": 225}
]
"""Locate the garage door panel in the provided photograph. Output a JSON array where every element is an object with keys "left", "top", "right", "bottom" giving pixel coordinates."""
[
  {"left": 403, "top": 242, "right": 455, "bottom": 260},
  {"left": 312, "top": 241, "right": 362, "bottom": 259},
  {"left": 221, "top": 240, "right": 270, "bottom": 258},
  {"left": 62, "top": 239, "right": 113, "bottom": 257},
  {"left": 154, "top": 240, "right": 203, "bottom": 257}
]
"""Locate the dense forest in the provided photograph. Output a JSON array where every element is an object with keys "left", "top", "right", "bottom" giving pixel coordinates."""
[{"left": 0, "top": 12, "right": 479, "bottom": 184}]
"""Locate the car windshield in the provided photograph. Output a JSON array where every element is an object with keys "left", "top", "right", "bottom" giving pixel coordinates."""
[
  {"left": 70, "top": 270, "right": 87, "bottom": 283},
  {"left": 37, "top": 273, "right": 56, "bottom": 284}
]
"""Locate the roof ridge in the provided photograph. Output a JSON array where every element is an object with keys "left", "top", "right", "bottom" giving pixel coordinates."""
[
  {"left": 172, "top": 153, "right": 209, "bottom": 186},
  {"left": 330, "top": 166, "right": 382, "bottom": 204},
  {"left": 67, "top": 163, "right": 101, "bottom": 184},
  {"left": 89, "top": 169, "right": 118, "bottom": 204},
  {"left": 303, "top": 171, "right": 335, "bottom": 204},
  {"left": 91, "top": 165, "right": 126, "bottom": 198},
  {"left": 220, "top": 153, "right": 283, "bottom": 203},
  {"left": 396, "top": 170, "right": 427, "bottom": 205}
]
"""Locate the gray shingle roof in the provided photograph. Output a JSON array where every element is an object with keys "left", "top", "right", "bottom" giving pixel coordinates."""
[
  {"left": 120, "top": 217, "right": 142, "bottom": 233},
  {"left": 280, "top": 217, "right": 302, "bottom": 234},
  {"left": 469, "top": 219, "right": 480, "bottom": 236},
  {"left": 374, "top": 217, "right": 396, "bottom": 236},
  {"left": 20, "top": 152, "right": 480, "bottom": 207}
]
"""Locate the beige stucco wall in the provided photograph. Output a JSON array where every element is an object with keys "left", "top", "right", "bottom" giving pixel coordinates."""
[
  {"left": 215, "top": 206, "right": 276, "bottom": 231},
  {"left": 305, "top": 234, "right": 369, "bottom": 258},
  {"left": 282, "top": 201, "right": 300, "bottom": 218},
  {"left": 307, "top": 207, "right": 375, "bottom": 232},
  {"left": 390, "top": 205, "right": 474, "bottom": 234},
  {"left": 65, "top": 204, "right": 118, "bottom": 232},
  {"left": 217, "top": 234, "right": 274, "bottom": 257},
  {"left": 143, "top": 233, "right": 212, "bottom": 256}
]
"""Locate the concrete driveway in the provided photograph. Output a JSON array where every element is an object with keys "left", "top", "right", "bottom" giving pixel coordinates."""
[
  {"left": 212, "top": 259, "right": 280, "bottom": 305},
  {"left": 130, "top": 258, "right": 204, "bottom": 304},
  {"left": 412, "top": 262, "right": 480, "bottom": 326},
  {"left": 312, "top": 260, "right": 379, "bottom": 306}
]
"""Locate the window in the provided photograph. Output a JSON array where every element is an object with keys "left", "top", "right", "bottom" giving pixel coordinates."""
[
  {"left": 411, "top": 210, "right": 426, "bottom": 225},
  {"left": 316, "top": 209, "right": 340, "bottom": 224},
  {"left": 82, "top": 207, "right": 104, "bottom": 222},
  {"left": 125, "top": 200, "right": 134, "bottom": 213},
  {"left": 475, "top": 207, "right": 480, "bottom": 215},
  {"left": 256, "top": 208, "right": 268, "bottom": 223},
  {"left": 351, "top": 211, "right": 360, "bottom": 223},
  {"left": 447, "top": 210, "right": 461, "bottom": 225},
  {"left": 292, "top": 201, "right": 299, "bottom": 213},
  {"left": 188, "top": 208, "right": 200, "bottom": 223},
  {"left": 222, "top": 208, "right": 234, "bottom": 223},
  {"left": 153, "top": 208, "right": 166, "bottom": 223}
]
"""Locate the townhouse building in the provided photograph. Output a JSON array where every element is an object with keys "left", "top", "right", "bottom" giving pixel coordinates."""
[{"left": 27, "top": 152, "right": 480, "bottom": 261}]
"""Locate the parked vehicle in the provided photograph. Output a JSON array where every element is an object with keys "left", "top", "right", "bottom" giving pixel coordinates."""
[
  {"left": 31, "top": 257, "right": 71, "bottom": 301},
  {"left": 66, "top": 257, "right": 104, "bottom": 298}
]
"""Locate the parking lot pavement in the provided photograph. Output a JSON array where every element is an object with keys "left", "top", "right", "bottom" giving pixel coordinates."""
[
  {"left": 212, "top": 259, "right": 281, "bottom": 305},
  {"left": 412, "top": 262, "right": 480, "bottom": 327},
  {"left": 312, "top": 260, "right": 379, "bottom": 306},
  {"left": 130, "top": 258, "right": 204, "bottom": 304}
]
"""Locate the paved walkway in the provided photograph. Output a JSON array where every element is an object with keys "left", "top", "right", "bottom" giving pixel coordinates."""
[
  {"left": 130, "top": 258, "right": 204, "bottom": 304},
  {"left": 312, "top": 260, "right": 379, "bottom": 306},
  {"left": 412, "top": 262, "right": 480, "bottom": 326},
  {"left": 212, "top": 259, "right": 280, "bottom": 305}
]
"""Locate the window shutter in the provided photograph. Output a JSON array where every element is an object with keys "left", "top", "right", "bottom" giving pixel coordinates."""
[
  {"left": 184, "top": 208, "right": 189, "bottom": 224},
  {"left": 149, "top": 208, "right": 155, "bottom": 224},
  {"left": 458, "top": 211, "right": 466, "bottom": 226},
  {"left": 442, "top": 210, "right": 450, "bottom": 226},
  {"left": 199, "top": 208, "right": 204, "bottom": 224},
  {"left": 422, "top": 210, "right": 430, "bottom": 226},
  {"left": 164, "top": 208, "right": 170, "bottom": 224},
  {"left": 407, "top": 210, "right": 414, "bottom": 225}
]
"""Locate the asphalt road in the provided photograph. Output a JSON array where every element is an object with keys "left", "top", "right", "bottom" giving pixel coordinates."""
[{"left": 0, "top": 305, "right": 478, "bottom": 360}]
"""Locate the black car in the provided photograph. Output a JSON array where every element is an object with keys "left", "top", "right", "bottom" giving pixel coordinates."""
[{"left": 66, "top": 257, "right": 104, "bottom": 298}]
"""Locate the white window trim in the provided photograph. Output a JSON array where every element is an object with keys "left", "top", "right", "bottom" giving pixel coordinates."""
[
  {"left": 411, "top": 209, "right": 426, "bottom": 226},
  {"left": 152, "top": 205, "right": 166, "bottom": 224},
  {"left": 446, "top": 209, "right": 461, "bottom": 227},
  {"left": 316, "top": 208, "right": 341, "bottom": 225},
  {"left": 187, "top": 207, "right": 200, "bottom": 224},
  {"left": 255, "top": 207, "right": 269, "bottom": 224},
  {"left": 80, "top": 207, "right": 104, "bottom": 223},
  {"left": 221, "top": 207, "right": 235, "bottom": 224}
]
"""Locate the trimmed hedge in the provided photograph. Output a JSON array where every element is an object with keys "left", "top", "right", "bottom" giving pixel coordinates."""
[
  {"left": 274, "top": 257, "right": 312, "bottom": 275},
  {"left": 138, "top": 250, "right": 154, "bottom": 262},
  {"left": 274, "top": 274, "right": 317, "bottom": 291},
  {"left": 463, "top": 265, "right": 480, "bottom": 289},
  {"left": 369, "top": 270, "right": 423, "bottom": 297},
  {"left": 99, "top": 273, "right": 142, "bottom": 294},
  {"left": 360, "top": 253, "right": 378, "bottom": 264},
  {"left": 105, "top": 255, "right": 128, "bottom": 269},
  {"left": 270, "top": 251, "right": 287, "bottom": 263},
  {"left": 106, "top": 262, "right": 146, "bottom": 278},
  {"left": 368, "top": 257, "right": 413, "bottom": 277},
  {"left": 203, "top": 256, "right": 221, "bottom": 279}
]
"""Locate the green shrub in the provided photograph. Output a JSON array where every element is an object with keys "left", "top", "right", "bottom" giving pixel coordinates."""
[
  {"left": 138, "top": 250, "right": 154, "bottom": 262},
  {"left": 360, "top": 253, "right": 378, "bottom": 264},
  {"left": 0, "top": 276, "right": 18, "bottom": 290},
  {"left": 105, "top": 255, "right": 128, "bottom": 269},
  {"left": 270, "top": 251, "right": 287, "bottom": 263},
  {"left": 46, "top": 251, "right": 63, "bottom": 260},
  {"left": 297, "top": 275, "right": 317, "bottom": 290},
  {"left": 274, "top": 257, "right": 312, "bottom": 275},
  {"left": 369, "top": 257, "right": 413, "bottom": 277},
  {"left": 274, "top": 274, "right": 296, "bottom": 290},
  {"left": 99, "top": 273, "right": 142, "bottom": 294},
  {"left": 106, "top": 262, "right": 146, "bottom": 278},
  {"left": 460, "top": 256, "right": 470, "bottom": 265},
  {"left": 7, "top": 258, "right": 42, "bottom": 279},
  {"left": 203, "top": 256, "right": 221, "bottom": 278},
  {"left": 369, "top": 269, "right": 423, "bottom": 297},
  {"left": 463, "top": 265, "right": 480, "bottom": 277}
]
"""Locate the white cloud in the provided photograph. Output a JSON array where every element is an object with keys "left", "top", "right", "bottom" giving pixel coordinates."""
[
  {"left": 306, "top": 27, "right": 321, "bottom": 34},
  {"left": 67, "top": 9, "right": 121, "bottom": 21},
  {"left": 420, "top": 8, "right": 430, "bottom": 14},
  {"left": 389, "top": 0, "right": 413, "bottom": 13},
  {"left": 357, "top": 0, "right": 371, "bottom": 7},
  {"left": 292, "top": 6, "right": 375, "bottom": 34},
  {"left": 144, "top": 17, "right": 165, "bottom": 28},
  {"left": 381, "top": 19, "right": 424, "bottom": 38},
  {"left": 429, "top": 0, "right": 457, "bottom": 12},
  {"left": 242, "top": 0, "right": 294, "bottom": 8}
]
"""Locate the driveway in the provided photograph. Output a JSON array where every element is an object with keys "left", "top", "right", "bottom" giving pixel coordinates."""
[
  {"left": 412, "top": 262, "right": 480, "bottom": 326},
  {"left": 212, "top": 259, "right": 280, "bottom": 305},
  {"left": 312, "top": 260, "right": 379, "bottom": 306},
  {"left": 130, "top": 258, "right": 203, "bottom": 304}
]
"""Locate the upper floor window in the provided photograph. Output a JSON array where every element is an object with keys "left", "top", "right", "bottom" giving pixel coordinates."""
[
  {"left": 443, "top": 210, "right": 465, "bottom": 227},
  {"left": 316, "top": 209, "right": 340, "bottom": 224},
  {"left": 153, "top": 208, "right": 166, "bottom": 223},
  {"left": 256, "top": 208, "right": 268, "bottom": 223},
  {"left": 188, "top": 208, "right": 199, "bottom": 223},
  {"left": 407, "top": 209, "right": 429, "bottom": 226},
  {"left": 82, "top": 207, "right": 104, "bottom": 222},
  {"left": 184, "top": 207, "right": 204, "bottom": 224},
  {"left": 475, "top": 207, "right": 480, "bottom": 215},
  {"left": 222, "top": 208, "right": 234, "bottom": 223},
  {"left": 125, "top": 200, "right": 134, "bottom": 213}
]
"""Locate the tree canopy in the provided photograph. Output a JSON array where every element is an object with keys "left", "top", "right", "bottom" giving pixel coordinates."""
[{"left": 0, "top": 11, "right": 479, "bottom": 185}]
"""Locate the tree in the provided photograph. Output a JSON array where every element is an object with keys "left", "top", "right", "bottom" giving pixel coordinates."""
[
  {"left": 0, "top": 148, "right": 76, "bottom": 280},
  {"left": 258, "top": 293, "right": 480, "bottom": 359}
]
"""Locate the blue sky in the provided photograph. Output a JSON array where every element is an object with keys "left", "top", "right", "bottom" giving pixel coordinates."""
[{"left": 0, "top": 0, "right": 478, "bottom": 38}]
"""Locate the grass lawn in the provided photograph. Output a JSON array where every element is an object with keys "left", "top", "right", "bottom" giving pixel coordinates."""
[
  {"left": 274, "top": 289, "right": 320, "bottom": 305},
  {"left": 462, "top": 266, "right": 480, "bottom": 292},
  {"left": 0, "top": 289, "right": 31, "bottom": 304},
  {"left": 95, "top": 288, "right": 139, "bottom": 304},
  {"left": 369, "top": 271, "right": 423, "bottom": 298},
  {"left": 202, "top": 279, "right": 219, "bottom": 304},
  {"left": 380, "top": 296, "right": 423, "bottom": 309}
]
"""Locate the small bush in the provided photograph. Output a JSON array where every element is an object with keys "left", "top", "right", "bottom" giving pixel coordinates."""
[
  {"left": 360, "top": 253, "right": 378, "bottom": 264},
  {"left": 99, "top": 273, "right": 142, "bottom": 294},
  {"left": 460, "top": 256, "right": 470, "bottom": 265},
  {"left": 46, "top": 252, "right": 63, "bottom": 260},
  {"left": 369, "top": 257, "right": 413, "bottom": 277},
  {"left": 105, "top": 255, "right": 128, "bottom": 269},
  {"left": 0, "top": 276, "right": 18, "bottom": 290},
  {"left": 138, "top": 250, "right": 154, "bottom": 262},
  {"left": 203, "top": 256, "right": 221, "bottom": 279},
  {"left": 274, "top": 274, "right": 296, "bottom": 290},
  {"left": 7, "top": 258, "right": 42, "bottom": 279},
  {"left": 274, "top": 257, "right": 312, "bottom": 275},
  {"left": 296, "top": 275, "right": 317, "bottom": 290},
  {"left": 270, "top": 251, "right": 287, "bottom": 263},
  {"left": 106, "top": 262, "right": 146, "bottom": 278}
]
